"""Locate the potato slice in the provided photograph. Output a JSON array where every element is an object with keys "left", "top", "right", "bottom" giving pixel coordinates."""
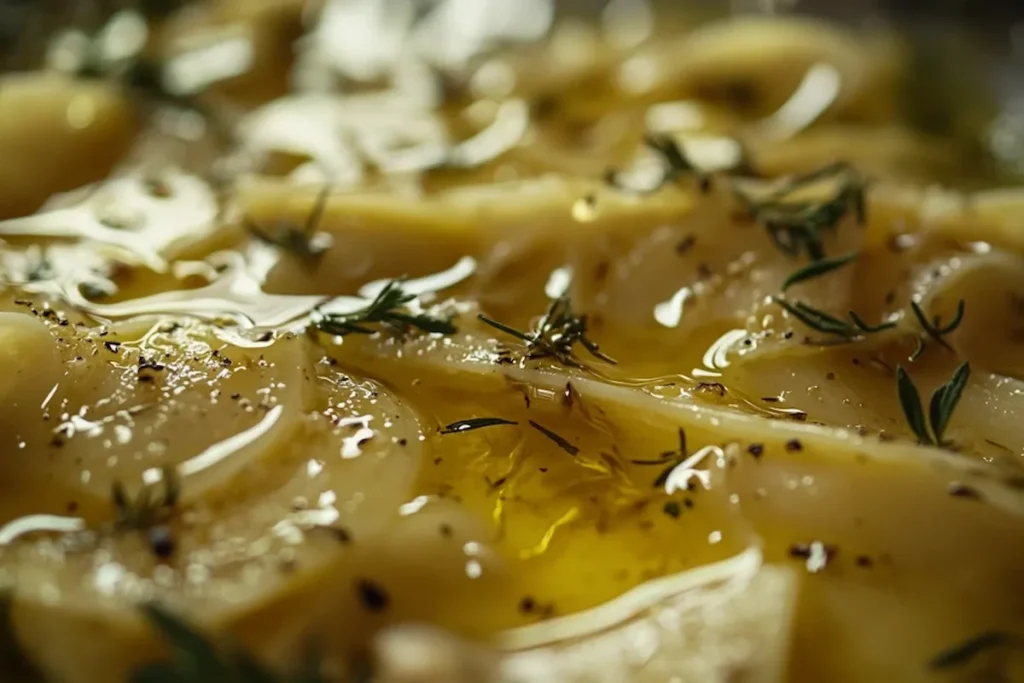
[
  {"left": 323, "top": 320, "right": 1024, "bottom": 683},
  {"left": 0, "top": 73, "right": 140, "bottom": 220}
]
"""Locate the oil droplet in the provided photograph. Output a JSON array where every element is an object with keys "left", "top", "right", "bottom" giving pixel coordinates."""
[{"left": 571, "top": 194, "right": 599, "bottom": 223}]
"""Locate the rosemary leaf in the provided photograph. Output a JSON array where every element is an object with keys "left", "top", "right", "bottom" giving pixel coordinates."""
[
  {"left": 440, "top": 417, "right": 519, "bottom": 434},
  {"left": 774, "top": 298, "right": 857, "bottom": 337},
  {"left": 896, "top": 365, "right": 933, "bottom": 445},
  {"left": 315, "top": 280, "right": 456, "bottom": 338},
  {"left": 781, "top": 251, "right": 858, "bottom": 291},
  {"left": 929, "top": 631, "right": 1018, "bottom": 670},
  {"left": 848, "top": 310, "right": 896, "bottom": 333},
  {"left": 528, "top": 420, "right": 580, "bottom": 456},
  {"left": 928, "top": 362, "right": 971, "bottom": 445},
  {"left": 139, "top": 603, "right": 229, "bottom": 681},
  {"left": 909, "top": 299, "right": 965, "bottom": 356}
]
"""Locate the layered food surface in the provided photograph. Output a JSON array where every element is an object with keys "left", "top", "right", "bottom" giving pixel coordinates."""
[{"left": 0, "top": 2, "right": 1022, "bottom": 682}]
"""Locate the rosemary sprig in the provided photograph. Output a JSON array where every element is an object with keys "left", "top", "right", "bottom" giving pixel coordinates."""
[
  {"left": 781, "top": 251, "right": 858, "bottom": 291},
  {"left": 246, "top": 185, "right": 332, "bottom": 262},
  {"left": 440, "top": 417, "right": 518, "bottom": 434},
  {"left": 896, "top": 362, "right": 971, "bottom": 447},
  {"left": 478, "top": 295, "right": 615, "bottom": 368},
  {"left": 629, "top": 428, "right": 688, "bottom": 488},
  {"left": 0, "top": 590, "right": 40, "bottom": 679},
  {"left": 112, "top": 466, "right": 179, "bottom": 531},
  {"left": 773, "top": 298, "right": 895, "bottom": 339},
  {"left": 528, "top": 420, "right": 579, "bottom": 456},
  {"left": 909, "top": 299, "right": 965, "bottom": 361},
  {"left": 315, "top": 280, "right": 456, "bottom": 338},
  {"left": 132, "top": 603, "right": 329, "bottom": 683},
  {"left": 929, "top": 631, "right": 1023, "bottom": 670},
  {"left": 737, "top": 162, "right": 867, "bottom": 262}
]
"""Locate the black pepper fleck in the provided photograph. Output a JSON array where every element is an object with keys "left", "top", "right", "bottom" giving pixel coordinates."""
[
  {"left": 518, "top": 596, "right": 536, "bottom": 614},
  {"left": 747, "top": 443, "right": 764, "bottom": 458},
  {"left": 785, "top": 438, "right": 803, "bottom": 452},
  {"left": 855, "top": 555, "right": 874, "bottom": 568},
  {"left": 662, "top": 501, "right": 681, "bottom": 518},
  {"left": 356, "top": 579, "right": 390, "bottom": 612},
  {"left": 948, "top": 482, "right": 981, "bottom": 500},
  {"left": 147, "top": 526, "right": 175, "bottom": 559},
  {"left": 826, "top": 372, "right": 835, "bottom": 380},
  {"left": 439, "top": 524, "right": 453, "bottom": 538},
  {"left": 104, "top": 341, "right": 121, "bottom": 353}
]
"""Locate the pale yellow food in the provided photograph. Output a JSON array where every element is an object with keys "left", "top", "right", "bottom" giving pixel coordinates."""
[{"left": 0, "top": 3, "right": 1022, "bottom": 683}]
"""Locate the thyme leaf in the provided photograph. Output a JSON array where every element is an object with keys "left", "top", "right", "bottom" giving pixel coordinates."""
[
  {"left": 478, "top": 295, "right": 615, "bottom": 368},
  {"left": 246, "top": 184, "right": 332, "bottom": 262},
  {"left": 781, "top": 251, "right": 858, "bottom": 291},
  {"left": 315, "top": 280, "right": 456, "bottom": 338},
  {"left": 774, "top": 298, "right": 894, "bottom": 339},
  {"left": 929, "top": 361, "right": 971, "bottom": 445},
  {"left": 133, "top": 604, "right": 330, "bottom": 683},
  {"left": 909, "top": 299, "right": 965, "bottom": 359},
  {"left": 112, "top": 466, "right": 179, "bottom": 531},
  {"left": 929, "top": 631, "right": 1022, "bottom": 670},
  {"left": 528, "top": 420, "right": 579, "bottom": 456},
  {"left": 630, "top": 428, "right": 689, "bottom": 488},
  {"left": 896, "top": 362, "right": 970, "bottom": 447},
  {"left": 737, "top": 162, "right": 867, "bottom": 262},
  {"left": 896, "top": 365, "right": 932, "bottom": 445},
  {"left": 440, "top": 417, "right": 519, "bottom": 434}
]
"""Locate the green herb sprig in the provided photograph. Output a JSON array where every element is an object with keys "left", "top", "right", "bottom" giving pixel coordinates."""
[
  {"left": 929, "top": 630, "right": 1023, "bottom": 670},
  {"left": 909, "top": 299, "right": 965, "bottom": 361},
  {"left": 246, "top": 185, "right": 332, "bottom": 262},
  {"left": 112, "top": 466, "right": 179, "bottom": 531},
  {"left": 781, "top": 251, "right": 858, "bottom": 291},
  {"left": 737, "top": 162, "right": 867, "bottom": 262},
  {"left": 315, "top": 280, "right": 456, "bottom": 338},
  {"left": 440, "top": 417, "right": 518, "bottom": 434},
  {"left": 629, "top": 428, "right": 689, "bottom": 488},
  {"left": 478, "top": 294, "right": 615, "bottom": 368},
  {"left": 896, "top": 362, "right": 970, "bottom": 447},
  {"left": 774, "top": 298, "right": 895, "bottom": 339},
  {"left": 132, "top": 603, "right": 330, "bottom": 683}
]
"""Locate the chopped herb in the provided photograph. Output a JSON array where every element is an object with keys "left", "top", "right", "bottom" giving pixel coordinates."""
[
  {"left": 246, "top": 185, "right": 332, "bottom": 261},
  {"left": 440, "top": 417, "right": 518, "bottom": 434},
  {"left": 774, "top": 298, "right": 895, "bottom": 339},
  {"left": 315, "top": 280, "right": 456, "bottom": 338},
  {"left": 909, "top": 299, "right": 965, "bottom": 360},
  {"left": 112, "top": 466, "right": 179, "bottom": 531},
  {"left": 133, "top": 603, "right": 330, "bottom": 683},
  {"left": 631, "top": 428, "right": 689, "bottom": 488},
  {"left": 736, "top": 162, "right": 866, "bottom": 262},
  {"left": 896, "top": 362, "right": 970, "bottom": 447},
  {"left": 947, "top": 482, "right": 981, "bottom": 500},
  {"left": 781, "top": 251, "right": 858, "bottom": 291},
  {"left": 0, "top": 590, "right": 40, "bottom": 679},
  {"left": 929, "top": 631, "right": 1022, "bottom": 670},
  {"left": 478, "top": 294, "right": 614, "bottom": 368},
  {"left": 528, "top": 420, "right": 579, "bottom": 456}
]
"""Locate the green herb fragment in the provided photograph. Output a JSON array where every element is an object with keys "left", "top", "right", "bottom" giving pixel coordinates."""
[
  {"left": 929, "top": 630, "right": 1022, "bottom": 670},
  {"left": 440, "top": 417, "right": 518, "bottom": 434},
  {"left": 630, "top": 428, "right": 689, "bottom": 488},
  {"left": 246, "top": 185, "right": 332, "bottom": 262},
  {"left": 0, "top": 589, "right": 41, "bottom": 679},
  {"left": 781, "top": 251, "right": 858, "bottom": 291},
  {"left": 909, "top": 299, "right": 965, "bottom": 360},
  {"left": 737, "top": 161, "right": 867, "bottom": 262},
  {"left": 528, "top": 420, "right": 580, "bottom": 456},
  {"left": 478, "top": 294, "right": 615, "bottom": 368},
  {"left": 132, "top": 604, "right": 330, "bottom": 683},
  {"left": 896, "top": 362, "right": 970, "bottom": 447},
  {"left": 774, "top": 298, "right": 894, "bottom": 339},
  {"left": 112, "top": 465, "right": 179, "bottom": 531},
  {"left": 315, "top": 280, "right": 456, "bottom": 338}
]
